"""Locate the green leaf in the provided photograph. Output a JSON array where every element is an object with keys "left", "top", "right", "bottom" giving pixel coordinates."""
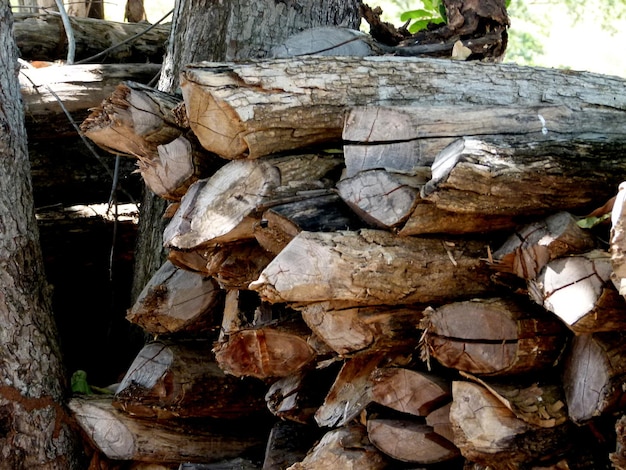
[
  {"left": 409, "top": 17, "right": 445, "bottom": 33},
  {"left": 400, "top": 9, "right": 434, "bottom": 22},
  {"left": 576, "top": 213, "right": 610, "bottom": 229}
]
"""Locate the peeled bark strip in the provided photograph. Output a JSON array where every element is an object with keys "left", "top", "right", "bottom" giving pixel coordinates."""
[
  {"left": 493, "top": 211, "right": 596, "bottom": 280},
  {"left": 367, "top": 418, "right": 459, "bottom": 464},
  {"left": 299, "top": 301, "right": 424, "bottom": 355},
  {"left": 287, "top": 424, "right": 388, "bottom": 470},
  {"left": 450, "top": 381, "right": 572, "bottom": 468},
  {"left": 421, "top": 297, "right": 567, "bottom": 376},
  {"left": 113, "top": 341, "right": 267, "bottom": 419},
  {"left": 528, "top": 251, "right": 626, "bottom": 334},
  {"left": 20, "top": 63, "right": 162, "bottom": 139},
  {"left": 611, "top": 182, "right": 626, "bottom": 295},
  {"left": 126, "top": 260, "right": 223, "bottom": 335},
  {"left": 250, "top": 229, "right": 494, "bottom": 305},
  {"left": 370, "top": 367, "right": 450, "bottom": 417},
  {"left": 81, "top": 81, "right": 183, "bottom": 160},
  {"left": 562, "top": 332, "right": 626, "bottom": 424},
  {"left": 70, "top": 397, "right": 265, "bottom": 464},
  {"left": 14, "top": 13, "right": 169, "bottom": 63},
  {"left": 181, "top": 57, "right": 626, "bottom": 160}
]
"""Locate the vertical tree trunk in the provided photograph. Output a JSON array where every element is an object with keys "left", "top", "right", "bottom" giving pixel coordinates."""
[
  {"left": 132, "top": 0, "right": 362, "bottom": 299},
  {"left": 0, "top": 4, "right": 83, "bottom": 468}
]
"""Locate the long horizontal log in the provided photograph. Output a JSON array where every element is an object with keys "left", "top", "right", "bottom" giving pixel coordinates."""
[
  {"left": 180, "top": 56, "right": 626, "bottom": 160},
  {"left": 14, "top": 13, "right": 169, "bottom": 63},
  {"left": 250, "top": 229, "right": 494, "bottom": 306}
]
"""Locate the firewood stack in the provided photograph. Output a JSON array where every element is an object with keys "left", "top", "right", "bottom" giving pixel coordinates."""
[{"left": 72, "top": 56, "right": 626, "bottom": 469}]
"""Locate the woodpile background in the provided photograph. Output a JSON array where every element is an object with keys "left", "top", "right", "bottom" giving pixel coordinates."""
[{"left": 70, "top": 53, "right": 626, "bottom": 470}]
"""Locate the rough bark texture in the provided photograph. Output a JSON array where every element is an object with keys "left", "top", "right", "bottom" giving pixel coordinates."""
[{"left": 0, "top": 5, "right": 83, "bottom": 468}]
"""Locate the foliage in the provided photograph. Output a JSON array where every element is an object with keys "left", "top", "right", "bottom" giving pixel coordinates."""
[{"left": 399, "top": 0, "right": 446, "bottom": 33}]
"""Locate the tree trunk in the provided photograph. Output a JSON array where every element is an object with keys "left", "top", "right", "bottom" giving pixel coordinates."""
[{"left": 0, "top": 5, "right": 83, "bottom": 468}]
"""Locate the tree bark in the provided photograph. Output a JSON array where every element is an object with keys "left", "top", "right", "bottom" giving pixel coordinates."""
[{"left": 0, "top": 5, "right": 83, "bottom": 468}]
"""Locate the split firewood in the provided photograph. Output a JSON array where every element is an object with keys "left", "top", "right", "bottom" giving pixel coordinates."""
[
  {"left": 113, "top": 341, "right": 267, "bottom": 419},
  {"left": 81, "top": 81, "right": 184, "bottom": 160},
  {"left": 315, "top": 351, "right": 408, "bottom": 428},
  {"left": 180, "top": 57, "right": 626, "bottom": 160},
  {"left": 450, "top": 381, "right": 573, "bottom": 468},
  {"left": 366, "top": 418, "right": 460, "bottom": 464},
  {"left": 421, "top": 297, "right": 568, "bottom": 376},
  {"left": 265, "top": 365, "right": 341, "bottom": 424},
  {"left": 213, "top": 323, "right": 318, "bottom": 380},
  {"left": 422, "top": 136, "right": 626, "bottom": 218},
  {"left": 611, "top": 415, "right": 626, "bottom": 470},
  {"left": 20, "top": 63, "right": 162, "bottom": 139},
  {"left": 528, "top": 250, "right": 626, "bottom": 334},
  {"left": 69, "top": 397, "right": 266, "bottom": 464},
  {"left": 299, "top": 301, "right": 424, "bottom": 355},
  {"left": 459, "top": 373, "right": 568, "bottom": 428},
  {"left": 562, "top": 332, "right": 626, "bottom": 424},
  {"left": 262, "top": 421, "right": 321, "bottom": 470},
  {"left": 610, "top": 182, "right": 626, "bottom": 296},
  {"left": 163, "top": 154, "right": 342, "bottom": 250},
  {"left": 370, "top": 367, "right": 450, "bottom": 417},
  {"left": 250, "top": 229, "right": 494, "bottom": 306},
  {"left": 336, "top": 169, "right": 425, "bottom": 229},
  {"left": 255, "top": 193, "right": 365, "bottom": 255},
  {"left": 425, "top": 403, "right": 455, "bottom": 443},
  {"left": 286, "top": 424, "right": 389, "bottom": 470},
  {"left": 126, "top": 260, "right": 223, "bottom": 335},
  {"left": 492, "top": 211, "right": 596, "bottom": 280}
]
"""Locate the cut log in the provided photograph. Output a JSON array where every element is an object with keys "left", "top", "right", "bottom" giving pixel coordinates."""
[
  {"left": 299, "top": 301, "right": 424, "bottom": 355},
  {"left": 611, "top": 182, "right": 626, "bottom": 296},
  {"left": 366, "top": 418, "right": 459, "bottom": 464},
  {"left": 562, "top": 332, "right": 626, "bottom": 423},
  {"left": 450, "top": 381, "right": 572, "bottom": 468},
  {"left": 336, "top": 169, "right": 425, "bottom": 229},
  {"left": 180, "top": 57, "right": 626, "bottom": 160},
  {"left": 262, "top": 421, "right": 320, "bottom": 470},
  {"left": 314, "top": 351, "right": 406, "bottom": 428},
  {"left": 286, "top": 424, "right": 389, "bottom": 470},
  {"left": 255, "top": 193, "right": 365, "bottom": 255},
  {"left": 492, "top": 211, "right": 596, "bottom": 280},
  {"left": 421, "top": 297, "right": 568, "bottom": 376},
  {"left": 265, "top": 366, "right": 340, "bottom": 424},
  {"left": 80, "top": 81, "right": 184, "bottom": 160},
  {"left": 370, "top": 367, "right": 450, "bottom": 417},
  {"left": 250, "top": 229, "right": 494, "bottom": 306},
  {"left": 126, "top": 260, "right": 223, "bottom": 335},
  {"left": 14, "top": 13, "right": 169, "bottom": 63},
  {"left": 20, "top": 63, "right": 162, "bottom": 139},
  {"left": 69, "top": 397, "right": 265, "bottom": 464},
  {"left": 425, "top": 403, "right": 455, "bottom": 443},
  {"left": 422, "top": 136, "right": 626, "bottom": 217},
  {"left": 528, "top": 251, "right": 626, "bottom": 334},
  {"left": 113, "top": 341, "right": 267, "bottom": 419},
  {"left": 164, "top": 154, "right": 342, "bottom": 250},
  {"left": 213, "top": 326, "right": 317, "bottom": 380}
]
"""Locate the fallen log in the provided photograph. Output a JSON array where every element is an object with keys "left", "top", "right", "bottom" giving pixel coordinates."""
[
  {"left": 20, "top": 63, "right": 162, "bottom": 139},
  {"left": 180, "top": 57, "right": 626, "bottom": 160},
  {"left": 14, "top": 13, "right": 169, "bottom": 63},
  {"left": 250, "top": 229, "right": 494, "bottom": 306}
]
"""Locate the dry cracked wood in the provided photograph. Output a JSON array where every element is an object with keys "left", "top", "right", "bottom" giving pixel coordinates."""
[
  {"left": 180, "top": 57, "right": 626, "bottom": 160},
  {"left": 250, "top": 229, "right": 494, "bottom": 305}
]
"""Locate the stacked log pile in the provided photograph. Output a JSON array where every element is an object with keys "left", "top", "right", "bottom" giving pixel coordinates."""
[{"left": 73, "top": 55, "right": 626, "bottom": 469}]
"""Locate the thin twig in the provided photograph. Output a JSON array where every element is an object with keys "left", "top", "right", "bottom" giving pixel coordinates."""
[
  {"left": 53, "top": 0, "right": 75, "bottom": 64},
  {"left": 75, "top": 9, "right": 174, "bottom": 65}
]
